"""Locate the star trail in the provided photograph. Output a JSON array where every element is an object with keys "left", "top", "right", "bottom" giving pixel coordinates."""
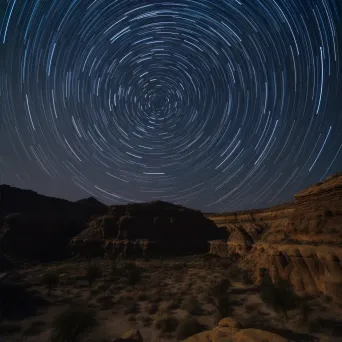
[{"left": 1, "top": 0, "right": 342, "bottom": 212}]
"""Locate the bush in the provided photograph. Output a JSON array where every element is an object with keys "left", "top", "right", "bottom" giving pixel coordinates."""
[
  {"left": 242, "top": 271, "right": 253, "bottom": 285},
  {"left": 86, "top": 264, "right": 102, "bottom": 287},
  {"left": 210, "top": 279, "right": 231, "bottom": 298},
  {"left": 154, "top": 314, "right": 178, "bottom": 333},
  {"left": 42, "top": 270, "right": 59, "bottom": 294},
  {"left": 208, "top": 279, "right": 231, "bottom": 316},
  {"left": 137, "top": 292, "right": 148, "bottom": 301},
  {"left": 260, "top": 273, "right": 298, "bottom": 321},
  {"left": 51, "top": 303, "right": 96, "bottom": 342},
  {"left": 127, "top": 266, "right": 141, "bottom": 288},
  {"left": 176, "top": 317, "right": 203, "bottom": 340},
  {"left": 124, "top": 302, "right": 139, "bottom": 315},
  {"left": 147, "top": 303, "right": 159, "bottom": 314},
  {"left": 181, "top": 296, "right": 202, "bottom": 315}
]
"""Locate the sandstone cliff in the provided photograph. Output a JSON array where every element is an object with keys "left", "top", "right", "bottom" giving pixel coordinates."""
[{"left": 207, "top": 173, "right": 342, "bottom": 301}]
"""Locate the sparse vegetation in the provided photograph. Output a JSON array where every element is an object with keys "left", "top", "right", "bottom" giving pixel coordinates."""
[
  {"left": 154, "top": 314, "right": 178, "bottom": 333},
  {"left": 181, "top": 296, "right": 202, "bottom": 315},
  {"left": 260, "top": 272, "right": 298, "bottom": 322},
  {"left": 51, "top": 303, "right": 96, "bottom": 342}
]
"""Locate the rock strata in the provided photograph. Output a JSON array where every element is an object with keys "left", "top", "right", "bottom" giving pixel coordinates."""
[{"left": 207, "top": 174, "right": 342, "bottom": 300}]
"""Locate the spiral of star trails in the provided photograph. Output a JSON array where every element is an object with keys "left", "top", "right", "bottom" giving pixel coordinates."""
[{"left": 1, "top": 0, "right": 341, "bottom": 212}]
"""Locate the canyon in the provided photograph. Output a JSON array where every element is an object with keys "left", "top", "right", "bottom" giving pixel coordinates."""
[{"left": 207, "top": 173, "right": 342, "bottom": 301}]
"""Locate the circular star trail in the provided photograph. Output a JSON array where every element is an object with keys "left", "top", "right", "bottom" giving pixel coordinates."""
[{"left": 1, "top": 0, "right": 342, "bottom": 212}]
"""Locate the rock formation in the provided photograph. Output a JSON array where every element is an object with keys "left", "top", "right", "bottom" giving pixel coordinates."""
[
  {"left": 207, "top": 173, "right": 342, "bottom": 301},
  {"left": 184, "top": 317, "right": 289, "bottom": 342},
  {"left": 70, "top": 200, "right": 228, "bottom": 258}
]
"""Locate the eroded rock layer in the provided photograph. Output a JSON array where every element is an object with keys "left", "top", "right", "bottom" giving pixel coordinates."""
[
  {"left": 207, "top": 173, "right": 342, "bottom": 300},
  {"left": 70, "top": 200, "right": 228, "bottom": 258}
]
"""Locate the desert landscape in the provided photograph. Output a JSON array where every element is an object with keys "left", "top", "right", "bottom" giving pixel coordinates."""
[{"left": 1, "top": 174, "right": 342, "bottom": 341}]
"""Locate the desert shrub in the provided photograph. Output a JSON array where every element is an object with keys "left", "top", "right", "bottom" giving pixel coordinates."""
[
  {"left": 96, "top": 295, "right": 115, "bottom": 310},
  {"left": 176, "top": 317, "right": 203, "bottom": 340},
  {"left": 41, "top": 270, "right": 59, "bottom": 294},
  {"left": 147, "top": 303, "right": 159, "bottom": 315},
  {"left": 140, "top": 315, "right": 152, "bottom": 327},
  {"left": 127, "top": 265, "right": 142, "bottom": 288},
  {"left": 51, "top": 303, "right": 96, "bottom": 342},
  {"left": 260, "top": 273, "right": 298, "bottom": 321},
  {"left": 149, "top": 292, "right": 162, "bottom": 303},
  {"left": 210, "top": 279, "right": 231, "bottom": 297},
  {"left": 85, "top": 264, "right": 102, "bottom": 287},
  {"left": 137, "top": 292, "right": 148, "bottom": 301},
  {"left": 181, "top": 296, "right": 202, "bottom": 315},
  {"left": 154, "top": 314, "right": 178, "bottom": 333},
  {"left": 208, "top": 279, "right": 231, "bottom": 317},
  {"left": 167, "top": 299, "right": 181, "bottom": 311},
  {"left": 324, "top": 209, "right": 334, "bottom": 217},
  {"left": 124, "top": 302, "right": 139, "bottom": 314},
  {"left": 242, "top": 271, "right": 253, "bottom": 285}
]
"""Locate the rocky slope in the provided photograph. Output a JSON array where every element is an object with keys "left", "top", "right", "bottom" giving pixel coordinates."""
[
  {"left": 70, "top": 200, "right": 228, "bottom": 258},
  {"left": 0, "top": 185, "right": 108, "bottom": 263},
  {"left": 207, "top": 173, "right": 342, "bottom": 301}
]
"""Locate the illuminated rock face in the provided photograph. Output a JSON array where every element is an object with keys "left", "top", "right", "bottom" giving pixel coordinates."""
[{"left": 207, "top": 174, "right": 342, "bottom": 301}]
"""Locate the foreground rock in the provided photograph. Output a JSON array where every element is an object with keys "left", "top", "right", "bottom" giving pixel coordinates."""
[
  {"left": 207, "top": 173, "right": 342, "bottom": 301},
  {"left": 113, "top": 329, "right": 143, "bottom": 342},
  {"left": 184, "top": 317, "right": 289, "bottom": 342}
]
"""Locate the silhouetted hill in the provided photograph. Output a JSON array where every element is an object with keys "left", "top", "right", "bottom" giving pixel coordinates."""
[{"left": 0, "top": 185, "right": 107, "bottom": 263}]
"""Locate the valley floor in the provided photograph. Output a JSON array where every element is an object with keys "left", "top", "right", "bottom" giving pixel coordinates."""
[{"left": 0, "top": 256, "right": 341, "bottom": 342}]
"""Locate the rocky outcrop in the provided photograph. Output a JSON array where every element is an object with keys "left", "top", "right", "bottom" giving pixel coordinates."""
[
  {"left": 70, "top": 201, "right": 228, "bottom": 258},
  {"left": 0, "top": 185, "right": 107, "bottom": 262},
  {"left": 207, "top": 174, "right": 342, "bottom": 301},
  {"left": 184, "top": 317, "right": 289, "bottom": 342}
]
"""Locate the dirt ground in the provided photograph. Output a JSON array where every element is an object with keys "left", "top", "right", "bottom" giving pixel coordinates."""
[{"left": 1, "top": 256, "right": 342, "bottom": 342}]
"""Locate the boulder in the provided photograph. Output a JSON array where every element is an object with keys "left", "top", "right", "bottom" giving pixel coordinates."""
[
  {"left": 113, "top": 329, "right": 143, "bottom": 342},
  {"left": 184, "top": 317, "right": 288, "bottom": 342},
  {"left": 233, "top": 329, "right": 289, "bottom": 342}
]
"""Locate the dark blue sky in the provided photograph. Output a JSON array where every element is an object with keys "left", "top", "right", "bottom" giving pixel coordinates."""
[{"left": 1, "top": 0, "right": 342, "bottom": 212}]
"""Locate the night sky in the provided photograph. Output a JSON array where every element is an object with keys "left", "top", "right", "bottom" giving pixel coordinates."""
[{"left": 1, "top": 0, "right": 342, "bottom": 212}]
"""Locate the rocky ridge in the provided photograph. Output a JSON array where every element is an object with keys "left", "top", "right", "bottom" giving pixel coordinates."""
[
  {"left": 70, "top": 200, "right": 228, "bottom": 258},
  {"left": 207, "top": 173, "right": 342, "bottom": 301}
]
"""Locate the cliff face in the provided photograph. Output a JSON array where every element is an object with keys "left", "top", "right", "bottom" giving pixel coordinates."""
[
  {"left": 208, "top": 174, "right": 342, "bottom": 301},
  {"left": 70, "top": 201, "right": 228, "bottom": 258}
]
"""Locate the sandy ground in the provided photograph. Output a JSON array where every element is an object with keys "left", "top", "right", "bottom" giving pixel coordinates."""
[{"left": 1, "top": 256, "right": 342, "bottom": 342}]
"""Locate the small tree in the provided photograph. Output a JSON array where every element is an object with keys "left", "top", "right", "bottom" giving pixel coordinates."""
[
  {"left": 42, "top": 270, "right": 59, "bottom": 295},
  {"left": 51, "top": 303, "right": 96, "bottom": 342},
  {"left": 85, "top": 264, "right": 102, "bottom": 287},
  {"left": 260, "top": 273, "right": 298, "bottom": 322}
]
